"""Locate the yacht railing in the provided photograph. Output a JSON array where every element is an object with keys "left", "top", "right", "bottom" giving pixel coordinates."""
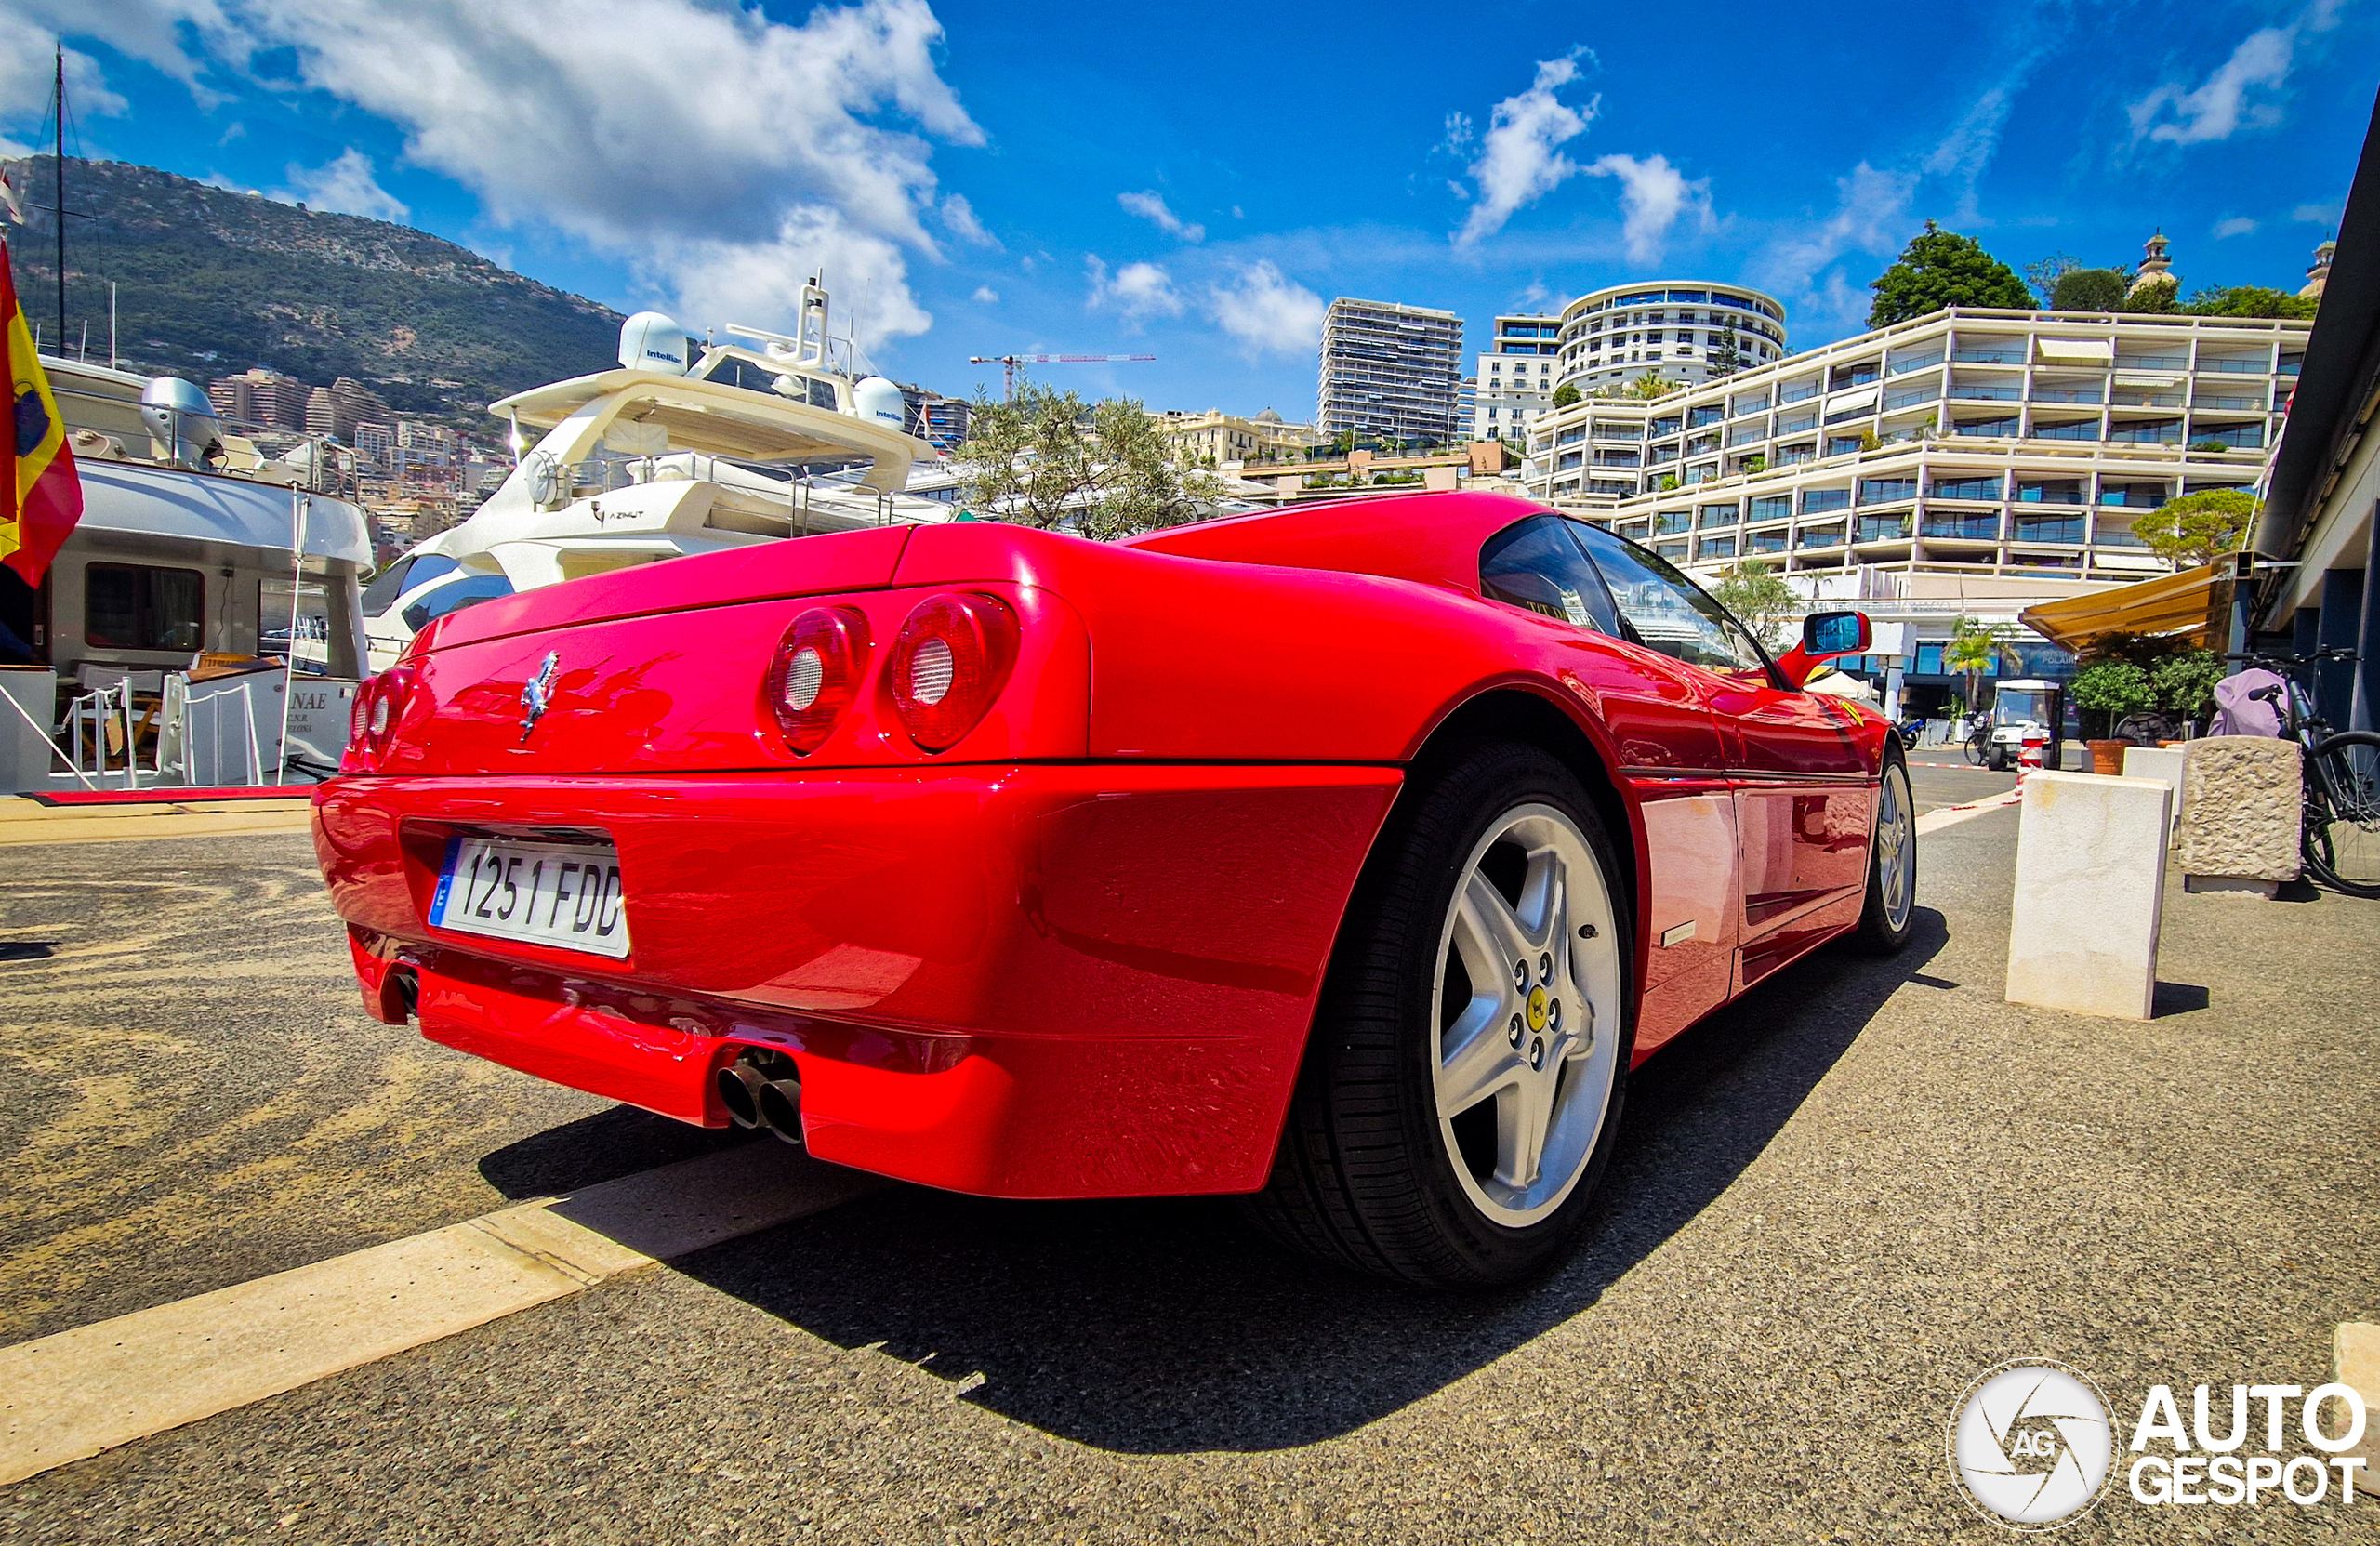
[{"left": 51, "top": 383, "right": 364, "bottom": 500}]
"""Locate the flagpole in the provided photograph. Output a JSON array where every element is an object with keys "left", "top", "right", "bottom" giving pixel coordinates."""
[{"left": 52, "top": 42, "right": 64, "bottom": 349}]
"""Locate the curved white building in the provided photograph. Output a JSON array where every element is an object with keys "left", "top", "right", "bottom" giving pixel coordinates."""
[{"left": 1554, "top": 281, "right": 1787, "bottom": 394}]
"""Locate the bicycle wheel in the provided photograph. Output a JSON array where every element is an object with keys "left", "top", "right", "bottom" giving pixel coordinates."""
[
  {"left": 1965, "top": 730, "right": 1989, "bottom": 767},
  {"left": 2304, "top": 731, "right": 2380, "bottom": 899}
]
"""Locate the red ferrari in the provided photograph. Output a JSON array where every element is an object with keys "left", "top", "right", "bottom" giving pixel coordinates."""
[{"left": 315, "top": 490, "right": 1914, "bottom": 1287}]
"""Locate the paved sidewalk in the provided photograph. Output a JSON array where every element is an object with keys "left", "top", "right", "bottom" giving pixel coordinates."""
[{"left": 5, "top": 808, "right": 2375, "bottom": 1542}]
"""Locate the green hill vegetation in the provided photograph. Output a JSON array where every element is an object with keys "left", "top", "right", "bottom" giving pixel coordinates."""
[{"left": 7, "top": 155, "right": 622, "bottom": 422}]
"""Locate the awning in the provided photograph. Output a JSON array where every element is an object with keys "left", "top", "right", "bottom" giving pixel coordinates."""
[
  {"left": 1827, "top": 385, "right": 1879, "bottom": 414},
  {"left": 2017, "top": 563, "right": 2231, "bottom": 653},
  {"left": 2112, "top": 372, "right": 2184, "bottom": 388},
  {"left": 2036, "top": 337, "right": 2115, "bottom": 363}
]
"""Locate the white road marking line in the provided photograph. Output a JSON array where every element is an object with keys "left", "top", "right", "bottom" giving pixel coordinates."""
[
  {"left": 1916, "top": 787, "right": 2024, "bottom": 836},
  {"left": 0, "top": 1142, "right": 881, "bottom": 1486}
]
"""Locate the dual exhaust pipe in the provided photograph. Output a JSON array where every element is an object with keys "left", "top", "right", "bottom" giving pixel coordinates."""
[{"left": 716, "top": 1054, "right": 803, "bottom": 1146}]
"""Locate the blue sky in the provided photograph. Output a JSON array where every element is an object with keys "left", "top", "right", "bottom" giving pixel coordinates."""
[{"left": 11, "top": 0, "right": 2378, "bottom": 418}]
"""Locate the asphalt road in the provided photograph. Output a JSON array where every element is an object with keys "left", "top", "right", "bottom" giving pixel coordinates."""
[
  {"left": 5, "top": 809, "right": 2376, "bottom": 1543},
  {"left": 1905, "top": 758, "right": 2016, "bottom": 814}
]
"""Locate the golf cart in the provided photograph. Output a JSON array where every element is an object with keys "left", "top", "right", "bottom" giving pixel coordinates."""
[{"left": 1979, "top": 679, "right": 2062, "bottom": 772}]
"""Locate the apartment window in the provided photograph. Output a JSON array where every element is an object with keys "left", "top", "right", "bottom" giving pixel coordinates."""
[
  {"left": 2013, "top": 513, "right": 2084, "bottom": 544},
  {"left": 1749, "top": 495, "right": 1791, "bottom": 522},
  {"left": 1827, "top": 436, "right": 1865, "bottom": 457},
  {"left": 1857, "top": 515, "right": 1911, "bottom": 542},
  {"left": 2016, "top": 479, "right": 2085, "bottom": 505},
  {"left": 1698, "top": 503, "right": 1739, "bottom": 528},
  {"left": 1687, "top": 404, "right": 1724, "bottom": 429},
  {"left": 2190, "top": 423, "right": 2264, "bottom": 449},
  {"left": 1777, "top": 413, "right": 1818, "bottom": 435},
  {"left": 1923, "top": 510, "right": 2002, "bottom": 540},
  {"left": 1649, "top": 416, "right": 1682, "bottom": 437},
  {"left": 1830, "top": 363, "right": 1880, "bottom": 390},
  {"left": 2108, "top": 419, "right": 2182, "bottom": 445},
  {"left": 1797, "top": 522, "right": 1847, "bottom": 548},
  {"left": 1748, "top": 528, "right": 1789, "bottom": 554},
  {"left": 1952, "top": 343, "right": 2025, "bottom": 365},
  {"left": 1652, "top": 510, "right": 1692, "bottom": 536},
  {"left": 1858, "top": 477, "right": 1917, "bottom": 504},
  {"left": 1953, "top": 416, "right": 2020, "bottom": 438},
  {"left": 2097, "top": 481, "right": 2167, "bottom": 509},
  {"left": 1930, "top": 474, "right": 2003, "bottom": 501},
  {"left": 85, "top": 562, "right": 204, "bottom": 651},
  {"left": 1801, "top": 487, "right": 1851, "bottom": 515},
  {"left": 2096, "top": 517, "right": 2151, "bottom": 548}
]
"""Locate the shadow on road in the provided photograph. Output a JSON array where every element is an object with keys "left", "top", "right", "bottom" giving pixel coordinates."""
[
  {"left": 480, "top": 1104, "right": 756, "bottom": 1200},
  {"left": 623, "top": 907, "right": 1950, "bottom": 1454}
]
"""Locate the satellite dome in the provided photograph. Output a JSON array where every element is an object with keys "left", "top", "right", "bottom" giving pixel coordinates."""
[{"left": 617, "top": 311, "right": 690, "bottom": 374}]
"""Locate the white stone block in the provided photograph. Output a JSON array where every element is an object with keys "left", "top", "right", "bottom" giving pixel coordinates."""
[
  {"left": 2122, "top": 746, "right": 2188, "bottom": 838},
  {"left": 2004, "top": 771, "right": 2173, "bottom": 1021},
  {"left": 2179, "top": 736, "right": 2302, "bottom": 882}
]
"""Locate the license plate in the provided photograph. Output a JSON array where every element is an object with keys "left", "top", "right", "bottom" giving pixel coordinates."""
[{"left": 430, "top": 835, "right": 630, "bottom": 958}]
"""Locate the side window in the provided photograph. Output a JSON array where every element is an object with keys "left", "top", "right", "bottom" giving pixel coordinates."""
[
  {"left": 85, "top": 562, "right": 205, "bottom": 651},
  {"left": 401, "top": 573, "right": 514, "bottom": 633},
  {"left": 361, "top": 557, "right": 415, "bottom": 614},
  {"left": 1479, "top": 517, "right": 1620, "bottom": 635},
  {"left": 1572, "top": 524, "right": 1767, "bottom": 676}
]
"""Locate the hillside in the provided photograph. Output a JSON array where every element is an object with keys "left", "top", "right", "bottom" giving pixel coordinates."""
[{"left": 7, "top": 156, "right": 622, "bottom": 422}]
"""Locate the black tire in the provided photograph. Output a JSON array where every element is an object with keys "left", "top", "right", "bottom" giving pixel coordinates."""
[
  {"left": 2304, "top": 731, "right": 2380, "bottom": 899},
  {"left": 1851, "top": 752, "right": 1918, "bottom": 954},
  {"left": 1964, "top": 730, "right": 1990, "bottom": 768},
  {"left": 1243, "top": 743, "right": 1634, "bottom": 1288}
]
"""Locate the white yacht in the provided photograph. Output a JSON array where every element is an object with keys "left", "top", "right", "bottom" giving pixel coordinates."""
[
  {"left": 0, "top": 356, "right": 373, "bottom": 791},
  {"left": 364, "top": 281, "right": 953, "bottom": 670}
]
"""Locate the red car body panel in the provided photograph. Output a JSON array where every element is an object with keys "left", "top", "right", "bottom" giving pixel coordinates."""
[{"left": 313, "top": 491, "right": 1891, "bottom": 1199}]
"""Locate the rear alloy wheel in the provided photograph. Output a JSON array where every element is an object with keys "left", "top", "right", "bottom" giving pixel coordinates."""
[
  {"left": 1851, "top": 754, "right": 1917, "bottom": 954},
  {"left": 1245, "top": 744, "right": 1631, "bottom": 1287}
]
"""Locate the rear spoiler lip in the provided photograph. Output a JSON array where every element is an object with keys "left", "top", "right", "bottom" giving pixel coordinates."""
[{"left": 415, "top": 525, "right": 921, "bottom": 657}]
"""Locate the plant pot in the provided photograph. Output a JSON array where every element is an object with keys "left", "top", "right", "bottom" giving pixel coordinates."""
[{"left": 2086, "top": 738, "right": 2129, "bottom": 776}]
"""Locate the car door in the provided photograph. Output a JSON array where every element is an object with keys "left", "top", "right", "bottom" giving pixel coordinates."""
[
  {"left": 1481, "top": 518, "right": 1744, "bottom": 1055},
  {"left": 1567, "top": 527, "right": 1871, "bottom": 988}
]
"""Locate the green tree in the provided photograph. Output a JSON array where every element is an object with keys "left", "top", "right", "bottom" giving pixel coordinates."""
[
  {"left": 2183, "top": 285, "right": 2319, "bottom": 321},
  {"left": 2152, "top": 650, "right": 2224, "bottom": 720},
  {"left": 2049, "top": 267, "right": 2129, "bottom": 312},
  {"left": 1620, "top": 369, "right": 1684, "bottom": 400},
  {"left": 2133, "top": 488, "right": 2257, "bottom": 567},
  {"left": 1942, "top": 615, "right": 2017, "bottom": 715},
  {"left": 959, "top": 382, "right": 1225, "bottom": 540},
  {"left": 2070, "top": 659, "right": 2157, "bottom": 735},
  {"left": 2024, "top": 253, "right": 2080, "bottom": 306},
  {"left": 1868, "top": 221, "right": 2033, "bottom": 325},
  {"left": 1551, "top": 381, "right": 1581, "bottom": 408},
  {"left": 2121, "top": 279, "right": 2180, "bottom": 314},
  {"left": 1709, "top": 560, "right": 1802, "bottom": 651}
]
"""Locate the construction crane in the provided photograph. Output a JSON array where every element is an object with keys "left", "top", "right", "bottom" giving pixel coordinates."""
[{"left": 968, "top": 353, "right": 1156, "bottom": 402}]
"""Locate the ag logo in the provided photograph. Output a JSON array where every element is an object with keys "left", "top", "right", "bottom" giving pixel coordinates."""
[{"left": 1948, "top": 1360, "right": 2114, "bottom": 1530}]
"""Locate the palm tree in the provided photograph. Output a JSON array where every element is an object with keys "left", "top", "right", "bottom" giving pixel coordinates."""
[{"left": 1942, "top": 615, "right": 2015, "bottom": 720}]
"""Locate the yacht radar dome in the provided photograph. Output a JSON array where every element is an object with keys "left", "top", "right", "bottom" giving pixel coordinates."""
[
  {"left": 139, "top": 376, "right": 223, "bottom": 469},
  {"left": 853, "top": 377, "right": 906, "bottom": 429},
  {"left": 618, "top": 311, "right": 691, "bottom": 375}
]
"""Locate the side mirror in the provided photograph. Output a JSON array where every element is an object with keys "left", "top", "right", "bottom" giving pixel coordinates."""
[
  {"left": 1802, "top": 610, "right": 1871, "bottom": 658},
  {"left": 1775, "top": 610, "right": 1872, "bottom": 689}
]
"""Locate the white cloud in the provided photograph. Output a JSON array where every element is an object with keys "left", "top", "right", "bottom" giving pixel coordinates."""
[
  {"left": 2294, "top": 200, "right": 2343, "bottom": 225},
  {"left": 1585, "top": 152, "right": 1712, "bottom": 265},
  {"left": 274, "top": 148, "right": 406, "bottom": 221},
  {"left": 47, "top": 0, "right": 982, "bottom": 349},
  {"left": 1453, "top": 51, "right": 1598, "bottom": 250},
  {"left": 2129, "top": 26, "right": 2295, "bottom": 145},
  {"left": 1205, "top": 260, "right": 1323, "bottom": 360},
  {"left": 1758, "top": 161, "right": 1918, "bottom": 324},
  {"left": 0, "top": 22, "right": 124, "bottom": 140},
  {"left": 971, "top": 284, "right": 998, "bottom": 303},
  {"left": 1117, "top": 190, "right": 1203, "bottom": 243},
  {"left": 941, "top": 192, "right": 997, "bottom": 247},
  {"left": 1085, "top": 255, "right": 1181, "bottom": 323},
  {"left": 2213, "top": 216, "right": 2259, "bottom": 238}
]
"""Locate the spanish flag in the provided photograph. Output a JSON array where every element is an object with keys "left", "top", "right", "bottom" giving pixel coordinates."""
[{"left": 0, "top": 236, "right": 80, "bottom": 586}]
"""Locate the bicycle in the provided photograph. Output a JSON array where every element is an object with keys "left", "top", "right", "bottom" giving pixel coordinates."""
[
  {"left": 2223, "top": 648, "right": 2380, "bottom": 899},
  {"left": 1964, "top": 723, "right": 1991, "bottom": 767}
]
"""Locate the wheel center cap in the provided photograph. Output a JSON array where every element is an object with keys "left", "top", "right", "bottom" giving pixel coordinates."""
[{"left": 1526, "top": 985, "right": 1549, "bottom": 1032}]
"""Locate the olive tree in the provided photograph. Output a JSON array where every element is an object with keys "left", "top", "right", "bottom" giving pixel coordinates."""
[{"left": 959, "top": 383, "right": 1227, "bottom": 540}]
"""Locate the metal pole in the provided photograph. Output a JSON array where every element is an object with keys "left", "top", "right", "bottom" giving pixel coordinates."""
[
  {"left": 276, "top": 494, "right": 308, "bottom": 783},
  {"left": 52, "top": 43, "right": 65, "bottom": 347}
]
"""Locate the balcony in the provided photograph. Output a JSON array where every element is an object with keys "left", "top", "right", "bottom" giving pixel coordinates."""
[
  {"left": 1747, "top": 529, "right": 1789, "bottom": 554},
  {"left": 2117, "top": 354, "right": 2187, "bottom": 371},
  {"left": 1796, "top": 523, "right": 1847, "bottom": 549},
  {"left": 1776, "top": 413, "right": 1818, "bottom": 434},
  {"left": 2109, "top": 390, "right": 2184, "bottom": 408},
  {"left": 1697, "top": 535, "right": 1738, "bottom": 560},
  {"left": 2028, "top": 419, "right": 2101, "bottom": 442},
  {"left": 2013, "top": 514, "right": 2085, "bottom": 544},
  {"left": 1651, "top": 512, "right": 1692, "bottom": 536},
  {"left": 2095, "top": 521, "right": 2151, "bottom": 548},
  {"left": 1801, "top": 489, "right": 1852, "bottom": 515},
  {"left": 2096, "top": 484, "right": 2168, "bottom": 509},
  {"left": 1888, "top": 352, "right": 1945, "bottom": 375},
  {"left": 2108, "top": 421, "right": 2182, "bottom": 445},
  {"left": 1726, "top": 424, "right": 1766, "bottom": 447},
  {"left": 1930, "top": 477, "right": 2003, "bottom": 502},
  {"left": 2193, "top": 393, "right": 2267, "bottom": 411},
  {"left": 2016, "top": 482, "right": 2086, "bottom": 506},
  {"left": 1950, "top": 381, "right": 2021, "bottom": 402},
  {"left": 1882, "top": 386, "right": 1940, "bottom": 412},
  {"left": 2189, "top": 423, "right": 2265, "bottom": 449},
  {"left": 1952, "top": 347, "right": 2025, "bottom": 365},
  {"left": 1923, "top": 511, "right": 2003, "bottom": 541},
  {"left": 2197, "top": 357, "right": 2266, "bottom": 374},
  {"left": 1857, "top": 515, "right": 1913, "bottom": 543},
  {"left": 1777, "top": 382, "right": 1820, "bottom": 404},
  {"left": 2031, "top": 387, "right": 2104, "bottom": 404}
]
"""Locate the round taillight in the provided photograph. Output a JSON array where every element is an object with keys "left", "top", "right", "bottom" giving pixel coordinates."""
[
  {"left": 763, "top": 607, "right": 868, "bottom": 754},
  {"left": 368, "top": 693, "right": 393, "bottom": 736},
  {"left": 350, "top": 684, "right": 374, "bottom": 743},
  {"left": 888, "top": 593, "right": 1019, "bottom": 752}
]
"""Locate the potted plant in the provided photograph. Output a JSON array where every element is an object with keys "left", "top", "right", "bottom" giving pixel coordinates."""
[{"left": 2070, "top": 658, "right": 2156, "bottom": 773}]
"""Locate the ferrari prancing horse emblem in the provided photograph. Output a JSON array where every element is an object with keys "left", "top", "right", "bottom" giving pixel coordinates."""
[{"left": 519, "top": 652, "right": 560, "bottom": 740}]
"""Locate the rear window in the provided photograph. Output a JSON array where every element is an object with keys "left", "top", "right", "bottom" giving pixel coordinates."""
[
  {"left": 86, "top": 562, "right": 204, "bottom": 652},
  {"left": 365, "top": 554, "right": 460, "bottom": 614},
  {"left": 1479, "top": 517, "right": 1620, "bottom": 634},
  {"left": 402, "top": 573, "right": 514, "bottom": 633}
]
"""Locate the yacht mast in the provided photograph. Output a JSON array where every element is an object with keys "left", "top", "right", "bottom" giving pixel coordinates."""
[{"left": 52, "top": 43, "right": 65, "bottom": 345}]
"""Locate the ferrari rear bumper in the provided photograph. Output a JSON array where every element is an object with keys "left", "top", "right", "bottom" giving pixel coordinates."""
[{"left": 315, "top": 764, "right": 1399, "bottom": 1197}]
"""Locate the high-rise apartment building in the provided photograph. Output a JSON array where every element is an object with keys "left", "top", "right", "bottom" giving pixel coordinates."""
[
  {"left": 1316, "top": 297, "right": 1463, "bottom": 447},
  {"left": 304, "top": 377, "right": 393, "bottom": 442},
  {"left": 206, "top": 367, "right": 311, "bottom": 430},
  {"left": 1552, "top": 281, "right": 1787, "bottom": 395},
  {"left": 1473, "top": 314, "right": 1563, "bottom": 442}
]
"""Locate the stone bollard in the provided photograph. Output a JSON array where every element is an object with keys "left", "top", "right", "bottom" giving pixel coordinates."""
[
  {"left": 2005, "top": 772, "right": 2173, "bottom": 1020},
  {"left": 2176, "top": 737, "right": 2302, "bottom": 898},
  {"left": 2121, "top": 746, "right": 2188, "bottom": 839}
]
